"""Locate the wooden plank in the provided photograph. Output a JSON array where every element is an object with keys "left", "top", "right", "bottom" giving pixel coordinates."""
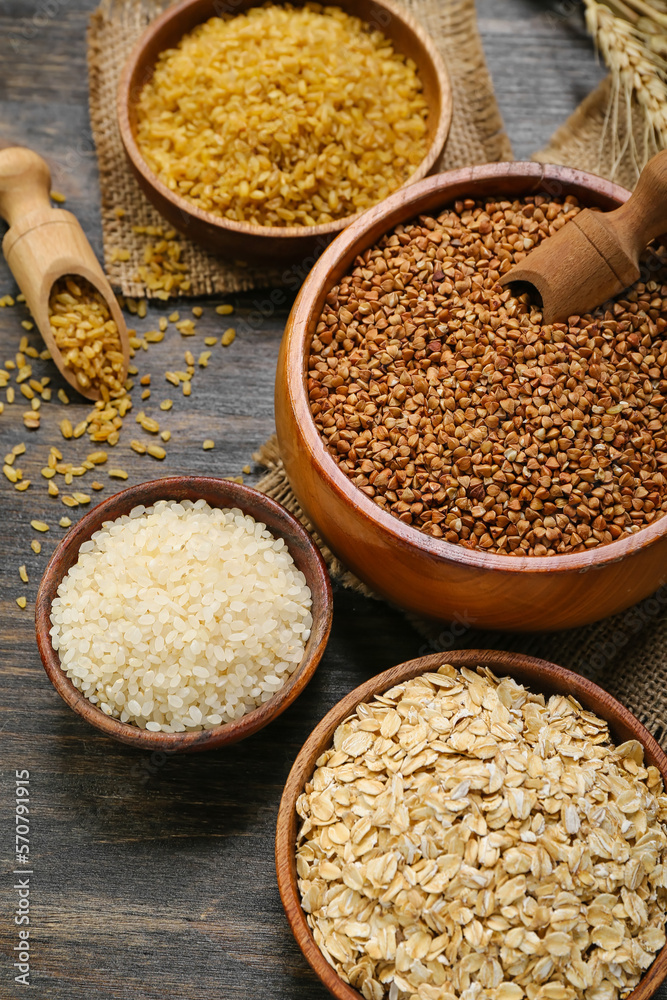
[{"left": 1, "top": 2, "right": 663, "bottom": 999}]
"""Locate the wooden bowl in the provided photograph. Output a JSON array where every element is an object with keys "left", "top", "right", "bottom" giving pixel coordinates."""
[
  {"left": 276, "top": 648, "right": 667, "bottom": 1000},
  {"left": 35, "top": 476, "right": 333, "bottom": 752},
  {"left": 117, "top": 0, "right": 452, "bottom": 264},
  {"left": 275, "top": 160, "right": 667, "bottom": 631}
]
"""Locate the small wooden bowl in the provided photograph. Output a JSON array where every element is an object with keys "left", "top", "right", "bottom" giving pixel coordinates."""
[
  {"left": 117, "top": 0, "right": 452, "bottom": 264},
  {"left": 35, "top": 476, "right": 333, "bottom": 752},
  {"left": 276, "top": 648, "right": 667, "bottom": 1000},
  {"left": 275, "top": 161, "right": 667, "bottom": 630}
]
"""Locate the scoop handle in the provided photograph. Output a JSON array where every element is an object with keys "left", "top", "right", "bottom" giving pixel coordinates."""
[
  {"left": 606, "top": 149, "right": 667, "bottom": 258},
  {"left": 0, "top": 147, "right": 52, "bottom": 230}
]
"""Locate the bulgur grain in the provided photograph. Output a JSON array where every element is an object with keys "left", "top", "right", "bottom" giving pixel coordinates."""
[
  {"left": 135, "top": 5, "right": 428, "bottom": 227},
  {"left": 48, "top": 276, "right": 125, "bottom": 397}
]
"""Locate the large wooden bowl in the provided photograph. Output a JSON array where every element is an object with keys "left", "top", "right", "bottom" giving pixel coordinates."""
[
  {"left": 35, "top": 477, "right": 332, "bottom": 752},
  {"left": 117, "top": 0, "right": 452, "bottom": 264},
  {"left": 276, "top": 649, "right": 667, "bottom": 1000},
  {"left": 275, "top": 161, "right": 667, "bottom": 630}
]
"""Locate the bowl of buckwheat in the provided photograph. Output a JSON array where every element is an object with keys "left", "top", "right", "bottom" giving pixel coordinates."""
[
  {"left": 276, "top": 649, "right": 667, "bottom": 1000},
  {"left": 275, "top": 161, "right": 667, "bottom": 630}
]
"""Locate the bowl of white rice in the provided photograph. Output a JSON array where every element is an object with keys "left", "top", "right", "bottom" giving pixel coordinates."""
[{"left": 35, "top": 476, "right": 332, "bottom": 751}]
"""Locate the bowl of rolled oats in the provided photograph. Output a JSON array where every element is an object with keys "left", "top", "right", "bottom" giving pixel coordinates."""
[
  {"left": 276, "top": 649, "right": 667, "bottom": 1000},
  {"left": 275, "top": 161, "right": 667, "bottom": 629}
]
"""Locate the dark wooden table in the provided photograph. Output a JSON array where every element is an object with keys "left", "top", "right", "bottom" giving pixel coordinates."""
[{"left": 1, "top": 2, "right": 656, "bottom": 998}]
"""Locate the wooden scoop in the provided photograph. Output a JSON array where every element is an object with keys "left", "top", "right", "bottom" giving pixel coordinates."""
[
  {"left": 0, "top": 146, "right": 129, "bottom": 401},
  {"left": 500, "top": 150, "right": 667, "bottom": 324}
]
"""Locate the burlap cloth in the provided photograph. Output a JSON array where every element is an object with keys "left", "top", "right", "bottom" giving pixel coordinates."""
[
  {"left": 89, "top": 2, "right": 667, "bottom": 742},
  {"left": 535, "top": 75, "right": 659, "bottom": 192}
]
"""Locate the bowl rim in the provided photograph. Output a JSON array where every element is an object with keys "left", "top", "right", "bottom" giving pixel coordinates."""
[
  {"left": 116, "top": 0, "right": 453, "bottom": 242},
  {"left": 275, "top": 648, "right": 667, "bottom": 1000},
  {"left": 281, "top": 160, "right": 667, "bottom": 576},
  {"left": 35, "top": 476, "right": 333, "bottom": 751}
]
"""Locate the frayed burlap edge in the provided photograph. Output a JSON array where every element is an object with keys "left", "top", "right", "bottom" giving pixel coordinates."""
[
  {"left": 534, "top": 75, "right": 661, "bottom": 190},
  {"left": 254, "top": 435, "right": 375, "bottom": 598},
  {"left": 87, "top": 0, "right": 512, "bottom": 298}
]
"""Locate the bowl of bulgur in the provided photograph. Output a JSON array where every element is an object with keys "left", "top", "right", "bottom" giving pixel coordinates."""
[
  {"left": 276, "top": 649, "right": 667, "bottom": 1000},
  {"left": 117, "top": 0, "right": 451, "bottom": 263},
  {"left": 35, "top": 476, "right": 333, "bottom": 751},
  {"left": 275, "top": 160, "right": 667, "bottom": 630}
]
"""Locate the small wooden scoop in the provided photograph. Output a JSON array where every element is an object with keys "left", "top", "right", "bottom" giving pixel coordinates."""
[
  {"left": 500, "top": 150, "right": 667, "bottom": 324},
  {"left": 0, "top": 146, "right": 129, "bottom": 401}
]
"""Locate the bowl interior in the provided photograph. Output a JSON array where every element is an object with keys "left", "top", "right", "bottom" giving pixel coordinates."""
[
  {"left": 281, "top": 161, "right": 667, "bottom": 576},
  {"left": 276, "top": 649, "right": 667, "bottom": 1000},
  {"left": 292, "top": 164, "right": 630, "bottom": 375},
  {"left": 119, "top": 0, "right": 452, "bottom": 240},
  {"left": 35, "top": 476, "right": 333, "bottom": 752}
]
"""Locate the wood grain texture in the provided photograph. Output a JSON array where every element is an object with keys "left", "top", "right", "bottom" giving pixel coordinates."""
[
  {"left": 35, "top": 476, "right": 333, "bottom": 751},
  {"left": 1, "top": 1, "right": 666, "bottom": 999},
  {"left": 276, "top": 650, "right": 667, "bottom": 1000},
  {"left": 275, "top": 163, "right": 667, "bottom": 631},
  {"left": 117, "top": 0, "right": 452, "bottom": 263}
]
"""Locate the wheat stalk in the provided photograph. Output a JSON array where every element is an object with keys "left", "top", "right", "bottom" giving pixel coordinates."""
[{"left": 584, "top": 0, "right": 667, "bottom": 174}]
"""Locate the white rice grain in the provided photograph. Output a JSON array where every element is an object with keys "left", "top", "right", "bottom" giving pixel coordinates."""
[{"left": 50, "top": 500, "right": 313, "bottom": 732}]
